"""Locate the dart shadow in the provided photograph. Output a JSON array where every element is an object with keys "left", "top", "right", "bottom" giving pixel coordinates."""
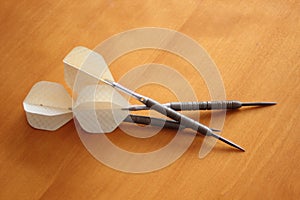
[{"left": 209, "top": 145, "right": 246, "bottom": 153}]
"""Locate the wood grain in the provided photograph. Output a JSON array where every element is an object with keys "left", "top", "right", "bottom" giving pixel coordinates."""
[{"left": 0, "top": 0, "right": 299, "bottom": 199}]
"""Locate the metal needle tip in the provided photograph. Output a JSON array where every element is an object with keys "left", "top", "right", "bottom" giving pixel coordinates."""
[
  {"left": 211, "top": 134, "right": 245, "bottom": 152},
  {"left": 241, "top": 102, "right": 277, "bottom": 107}
]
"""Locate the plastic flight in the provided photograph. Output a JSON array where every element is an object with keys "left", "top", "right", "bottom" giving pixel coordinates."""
[
  {"left": 23, "top": 81, "right": 195, "bottom": 132},
  {"left": 23, "top": 81, "right": 73, "bottom": 131}
]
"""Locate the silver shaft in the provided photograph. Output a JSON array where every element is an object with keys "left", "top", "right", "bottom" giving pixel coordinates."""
[{"left": 99, "top": 79, "right": 244, "bottom": 151}]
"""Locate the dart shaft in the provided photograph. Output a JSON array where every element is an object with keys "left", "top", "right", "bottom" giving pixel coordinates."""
[
  {"left": 124, "top": 115, "right": 184, "bottom": 130},
  {"left": 140, "top": 98, "right": 216, "bottom": 136},
  {"left": 102, "top": 79, "right": 244, "bottom": 151},
  {"left": 128, "top": 101, "right": 239, "bottom": 111},
  {"left": 127, "top": 100, "right": 276, "bottom": 111},
  {"left": 167, "top": 101, "right": 242, "bottom": 110},
  {"left": 140, "top": 98, "right": 244, "bottom": 151},
  {"left": 125, "top": 115, "right": 220, "bottom": 132}
]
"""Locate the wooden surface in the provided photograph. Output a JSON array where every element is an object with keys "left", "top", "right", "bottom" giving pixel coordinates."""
[{"left": 0, "top": 0, "right": 299, "bottom": 199}]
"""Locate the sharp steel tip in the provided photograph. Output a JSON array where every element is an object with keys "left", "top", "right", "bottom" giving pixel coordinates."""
[
  {"left": 230, "top": 142, "right": 245, "bottom": 152},
  {"left": 260, "top": 102, "right": 277, "bottom": 106},
  {"left": 242, "top": 102, "right": 277, "bottom": 106},
  {"left": 238, "top": 146, "right": 246, "bottom": 152},
  {"left": 211, "top": 133, "right": 245, "bottom": 152}
]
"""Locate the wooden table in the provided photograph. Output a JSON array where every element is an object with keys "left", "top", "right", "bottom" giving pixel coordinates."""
[{"left": 0, "top": 1, "right": 299, "bottom": 199}]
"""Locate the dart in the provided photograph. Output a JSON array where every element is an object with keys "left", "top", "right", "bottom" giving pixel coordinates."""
[
  {"left": 23, "top": 46, "right": 277, "bottom": 153},
  {"left": 23, "top": 81, "right": 214, "bottom": 132},
  {"left": 23, "top": 47, "right": 219, "bottom": 133},
  {"left": 126, "top": 100, "right": 277, "bottom": 111},
  {"left": 62, "top": 46, "right": 244, "bottom": 151},
  {"left": 63, "top": 46, "right": 220, "bottom": 133}
]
